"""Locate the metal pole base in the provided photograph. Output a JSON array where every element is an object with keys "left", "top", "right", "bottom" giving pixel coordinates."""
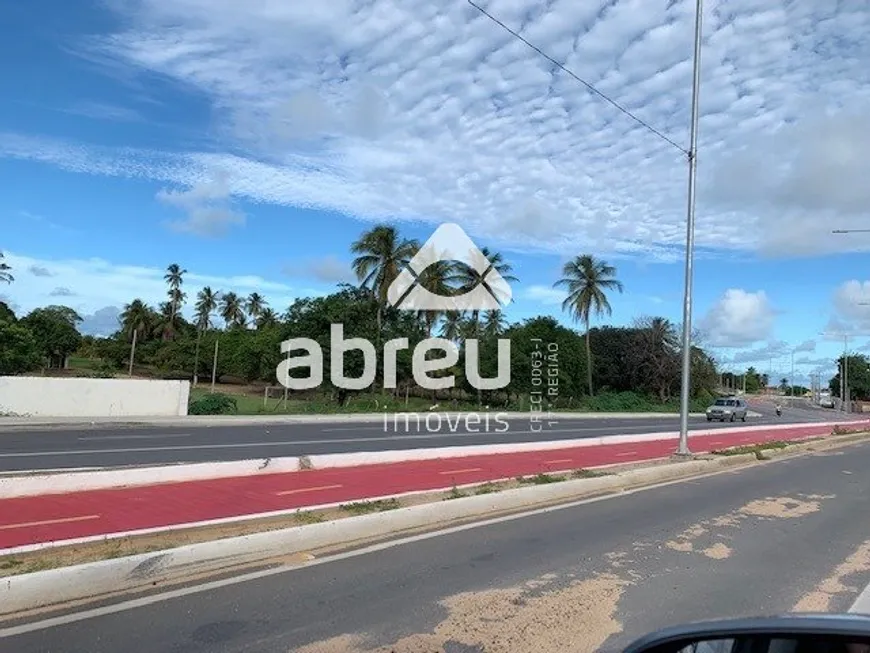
[{"left": 671, "top": 450, "right": 694, "bottom": 461}]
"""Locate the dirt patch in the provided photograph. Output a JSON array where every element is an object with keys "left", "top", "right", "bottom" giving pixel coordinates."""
[
  {"left": 738, "top": 496, "right": 827, "bottom": 519},
  {"left": 702, "top": 543, "right": 732, "bottom": 560},
  {"left": 793, "top": 538, "right": 870, "bottom": 612},
  {"left": 665, "top": 540, "right": 694, "bottom": 553},
  {"left": 295, "top": 572, "right": 629, "bottom": 653}
]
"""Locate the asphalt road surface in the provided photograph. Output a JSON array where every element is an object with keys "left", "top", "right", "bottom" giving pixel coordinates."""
[
  {"left": 0, "top": 402, "right": 848, "bottom": 471},
  {"left": 3, "top": 436, "right": 870, "bottom": 652}
]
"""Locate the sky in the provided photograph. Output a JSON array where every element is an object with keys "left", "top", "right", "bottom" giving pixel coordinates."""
[{"left": 1, "top": 0, "right": 870, "bottom": 386}]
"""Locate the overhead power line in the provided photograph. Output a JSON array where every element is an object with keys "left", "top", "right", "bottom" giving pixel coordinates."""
[{"left": 466, "top": 0, "right": 688, "bottom": 156}]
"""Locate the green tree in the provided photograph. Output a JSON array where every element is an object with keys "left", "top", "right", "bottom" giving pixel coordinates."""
[
  {"left": 193, "top": 286, "right": 220, "bottom": 384},
  {"left": 743, "top": 367, "right": 762, "bottom": 393},
  {"left": 245, "top": 292, "right": 267, "bottom": 325},
  {"left": 0, "top": 319, "right": 41, "bottom": 374},
  {"left": 481, "top": 309, "right": 508, "bottom": 338},
  {"left": 120, "top": 299, "right": 155, "bottom": 342},
  {"left": 440, "top": 311, "right": 466, "bottom": 342},
  {"left": 0, "top": 300, "right": 16, "bottom": 322},
  {"left": 350, "top": 224, "right": 419, "bottom": 350},
  {"left": 0, "top": 251, "right": 12, "bottom": 284},
  {"left": 163, "top": 263, "right": 187, "bottom": 340},
  {"left": 220, "top": 292, "right": 245, "bottom": 329},
  {"left": 630, "top": 317, "right": 681, "bottom": 401},
  {"left": 256, "top": 307, "right": 279, "bottom": 329},
  {"left": 448, "top": 246, "right": 517, "bottom": 338},
  {"left": 830, "top": 354, "right": 870, "bottom": 401},
  {"left": 554, "top": 255, "right": 624, "bottom": 396},
  {"left": 20, "top": 305, "right": 83, "bottom": 368},
  {"left": 416, "top": 259, "right": 454, "bottom": 336}
]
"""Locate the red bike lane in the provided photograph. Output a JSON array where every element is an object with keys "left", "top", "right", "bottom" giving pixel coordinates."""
[{"left": 0, "top": 423, "right": 847, "bottom": 550}]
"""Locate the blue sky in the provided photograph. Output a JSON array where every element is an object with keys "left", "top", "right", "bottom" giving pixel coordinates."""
[{"left": 2, "top": 0, "right": 870, "bottom": 386}]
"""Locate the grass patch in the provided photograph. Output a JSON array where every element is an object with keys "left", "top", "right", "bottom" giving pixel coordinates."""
[
  {"left": 294, "top": 510, "right": 325, "bottom": 525},
  {"left": 443, "top": 486, "right": 469, "bottom": 501},
  {"left": 515, "top": 473, "right": 565, "bottom": 485},
  {"left": 474, "top": 482, "right": 504, "bottom": 495},
  {"left": 185, "top": 388, "right": 715, "bottom": 416},
  {"left": 711, "top": 440, "right": 794, "bottom": 460},
  {"left": 571, "top": 468, "right": 614, "bottom": 479},
  {"left": 338, "top": 498, "right": 402, "bottom": 515}
]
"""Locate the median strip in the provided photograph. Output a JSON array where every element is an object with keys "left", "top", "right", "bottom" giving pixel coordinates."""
[{"left": 2, "top": 429, "right": 868, "bottom": 621}]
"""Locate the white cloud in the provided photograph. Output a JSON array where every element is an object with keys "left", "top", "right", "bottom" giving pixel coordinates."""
[
  {"left": 793, "top": 339, "right": 816, "bottom": 353},
  {"left": 724, "top": 340, "right": 789, "bottom": 366},
  {"left": 0, "top": 251, "right": 311, "bottom": 320},
  {"left": 65, "top": 101, "right": 143, "bottom": 122},
  {"left": 700, "top": 288, "right": 775, "bottom": 347},
  {"left": 157, "top": 171, "right": 246, "bottom": 237},
  {"left": 283, "top": 255, "right": 353, "bottom": 284},
  {"left": 1, "top": 1, "right": 867, "bottom": 258},
  {"left": 80, "top": 306, "right": 122, "bottom": 337},
  {"left": 49, "top": 286, "right": 77, "bottom": 297},
  {"left": 829, "top": 280, "right": 870, "bottom": 334},
  {"left": 522, "top": 285, "right": 564, "bottom": 306},
  {"left": 28, "top": 264, "right": 55, "bottom": 277}
]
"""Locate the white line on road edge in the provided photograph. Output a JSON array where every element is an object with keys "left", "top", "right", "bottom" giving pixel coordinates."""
[
  {"left": 76, "top": 434, "right": 192, "bottom": 441},
  {"left": 849, "top": 580, "right": 870, "bottom": 615},
  {"left": 0, "top": 453, "right": 771, "bottom": 637}
]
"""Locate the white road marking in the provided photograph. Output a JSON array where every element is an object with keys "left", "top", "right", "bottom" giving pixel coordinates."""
[
  {"left": 275, "top": 484, "right": 343, "bottom": 496},
  {"left": 438, "top": 468, "right": 482, "bottom": 475},
  {"left": 0, "top": 458, "right": 788, "bottom": 638},
  {"left": 849, "top": 580, "right": 870, "bottom": 614},
  {"left": 77, "top": 434, "right": 192, "bottom": 442},
  {"left": 0, "top": 515, "right": 101, "bottom": 531}
]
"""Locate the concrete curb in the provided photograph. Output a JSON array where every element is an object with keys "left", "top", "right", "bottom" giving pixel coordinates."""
[
  {"left": 0, "top": 411, "right": 709, "bottom": 431},
  {"left": 0, "top": 452, "right": 761, "bottom": 618},
  {"left": 2, "top": 419, "right": 867, "bottom": 498}
]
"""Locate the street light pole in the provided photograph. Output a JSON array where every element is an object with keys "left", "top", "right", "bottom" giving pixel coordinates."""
[
  {"left": 676, "top": 0, "right": 705, "bottom": 457},
  {"left": 844, "top": 335, "right": 850, "bottom": 413}
]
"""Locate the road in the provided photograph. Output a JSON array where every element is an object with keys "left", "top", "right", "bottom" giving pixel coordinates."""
[
  {"left": 0, "top": 402, "right": 847, "bottom": 472},
  {"left": 3, "top": 435, "right": 869, "bottom": 652}
]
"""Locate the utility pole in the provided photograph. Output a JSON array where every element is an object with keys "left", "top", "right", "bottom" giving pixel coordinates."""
[
  {"left": 676, "top": 0, "right": 705, "bottom": 457},
  {"left": 210, "top": 336, "right": 220, "bottom": 393},
  {"left": 790, "top": 350, "right": 795, "bottom": 396},
  {"left": 844, "top": 335, "right": 850, "bottom": 413},
  {"left": 128, "top": 328, "right": 138, "bottom": 377}
]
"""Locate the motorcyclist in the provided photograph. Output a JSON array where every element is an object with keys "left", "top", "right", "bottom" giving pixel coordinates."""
[{"left": 775, "top": 403, "right": 782, "bottom": 417}]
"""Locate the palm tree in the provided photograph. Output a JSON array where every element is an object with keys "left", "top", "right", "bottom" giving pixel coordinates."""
[
  {"left": 193, "top": 287, "right": 220, "bottom": 385},
  {"left": 256, "top": 307, "right": 279, "bottom": 329},
  {"left": 119, "top": 299, "right": 154, "bottom": 342},
  {"left": 220, "top": 291, "right": 245, "bottom": 329},
  {"left": 481, "top": 309, "right": 508, "bottom": 338},
  {"left": 440, "top": 311, "right": 466, "bottom": 343},
  {"left": 194, "top": 287, "right": 220, "bottom": 331},
  {"left": 245, "top": 292, "right": 267, "bottom": 326},
  {"left": 416, "top": 259, "right": 455, "bottom": 336},
  {"left": 0, "top": 252, "right": 13, "bottom": 284},
  {"left": 449, "top": 246, "right": 518, "bottom": 337},
  {"left": 554, "top": 255, "right": 624, "bottom": 396},
  {"left": 163, "top": 263, "right": 187, "bottom": 340},
  {"left": 350, "top": 224, "right": 419, "bottom": 343}
]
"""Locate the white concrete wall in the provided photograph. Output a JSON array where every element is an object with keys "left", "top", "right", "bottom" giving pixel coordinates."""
[{"left": 0, "top": 377, "right": 190, "bottom": 417}]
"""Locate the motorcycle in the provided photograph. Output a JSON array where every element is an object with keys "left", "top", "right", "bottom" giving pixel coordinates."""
[{"left": 775, "top": 405, "right": 782, "bottom": 417}]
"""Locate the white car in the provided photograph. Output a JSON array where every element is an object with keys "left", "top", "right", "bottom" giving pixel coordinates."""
[{"left": 705, "top": 397, "right": 748, "bottom": 422}]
